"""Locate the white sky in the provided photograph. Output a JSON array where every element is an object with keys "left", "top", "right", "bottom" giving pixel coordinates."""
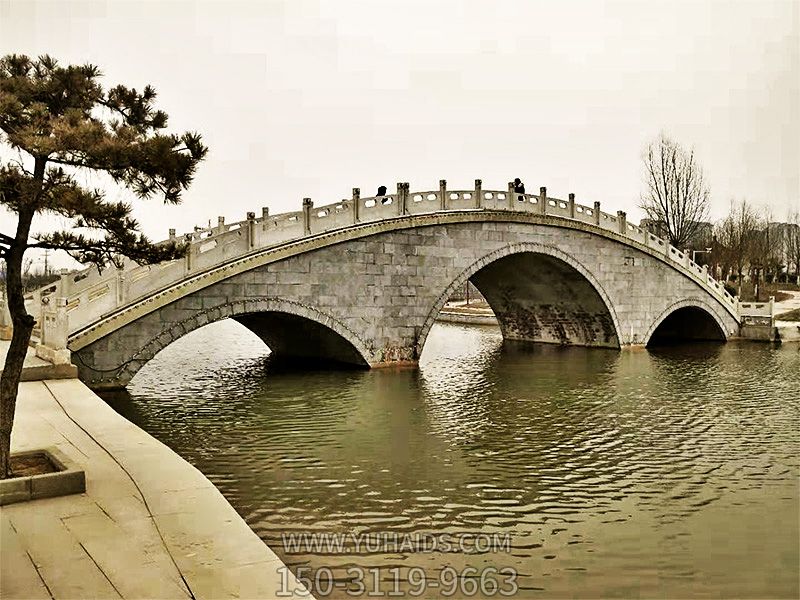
[{"left": 1, "top": 0, "right": 798, "bottom": 269}]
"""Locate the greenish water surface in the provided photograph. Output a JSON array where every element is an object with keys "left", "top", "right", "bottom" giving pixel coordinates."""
[{"left": 103, "top": 321, "right": 799, "bottom": 598}]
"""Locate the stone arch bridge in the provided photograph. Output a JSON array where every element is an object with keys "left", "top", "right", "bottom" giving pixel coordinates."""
[{"left": 25, "top": 179, "right": 744, "bottom": 389}]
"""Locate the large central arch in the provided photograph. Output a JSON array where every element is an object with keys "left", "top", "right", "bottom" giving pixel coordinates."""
[{"left": 417, "top": 243, "right": 622, "bottom": 356}]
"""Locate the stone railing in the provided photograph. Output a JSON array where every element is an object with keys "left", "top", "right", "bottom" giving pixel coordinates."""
[
  {"left": 739, "top": 297, "right": 775, "bottom": 327},
  {"left": 23, "top": 179, "right": 740, "bottom": 338}
]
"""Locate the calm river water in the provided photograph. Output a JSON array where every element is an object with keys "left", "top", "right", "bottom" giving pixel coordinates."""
[{"left": 102, "top": 320, "right": 799, "bottom": 598}]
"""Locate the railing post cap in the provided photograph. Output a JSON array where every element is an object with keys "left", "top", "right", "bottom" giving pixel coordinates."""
[
  {"left": 568, "top": 193, "right": 575, "bottom": 200},
  {"left": 540, "top": 186, "right": 547, "bottom": 193},
  {"left": 302, "top": 197, "right": 313, "bottom": 207},
  {"left": 247, "top": 211, "right": 256, "bottom": 220},
  {"left": 475, "top": 178, "right": 482, "bottom": 185},
  {"left": 439, "top": 179, "right": 446, "bottom": 186}
]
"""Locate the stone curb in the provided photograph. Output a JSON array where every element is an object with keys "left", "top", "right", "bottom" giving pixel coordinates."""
[{"left": 0, "top": 446, "right": 86, "bottom": 505}]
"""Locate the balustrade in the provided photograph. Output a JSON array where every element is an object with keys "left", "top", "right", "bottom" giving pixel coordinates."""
[{"left": 23, "top": 178, "right": 738, "bottom": 342}]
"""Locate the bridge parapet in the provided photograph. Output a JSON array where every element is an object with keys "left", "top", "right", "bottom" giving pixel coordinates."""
[{"left": 24, "top": 179, "right": 739, "bottom": 336}]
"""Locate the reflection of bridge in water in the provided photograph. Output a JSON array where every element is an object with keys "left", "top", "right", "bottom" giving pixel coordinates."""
[{"left": 25, "top": 179, "right": 760, "bottom": 389}]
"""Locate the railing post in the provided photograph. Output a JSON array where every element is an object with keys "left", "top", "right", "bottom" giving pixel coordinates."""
[
  {"left": 247, "top": 211, "right": 256, "bottom": 249},
  {"left": 474, "top": 179, "right": 482, "bottom": 209},
  {"left": 302, "top": 198, "right": 313, "bottom": 235},
  {"left": 539, "top": 187, "right": 547, "bottom": 215},
  {"left": 568, "top": 193, "right": 576, "bottom": 218},
  {"left": 617, "top": 210, "right": 627, "bottom": 235},
  {"left": 439, "top": 179, "right": 447, "bottom": 210},
  {"left": 507, "top": 181, "right": 515, "bottom": 209},
  {"left": 168, "top": 228, "right": 176, "bottom": 241},
  {"left": 396, "top": 182, "right": 406, "bottom": 216},
  {"left": 262, "top": 206, "right": 269, "bottom": 220},
  {"left": 217, "top": 216, "right": 225, "bottom": 235},
  {"left": 116, "top": 267, "right": 126, "bottom": 306},
  {"left": 41, "top": 297, "right": 68, "bottom": 351},
  {"left": 593, "top": 201, "right": 601, "bottom": 225},
  {"left": 352, "top": 188, "right": 360, "bottom": 223},
  {"left": 185, "top": 235, "right": 194, "bottom": 271},
  {"left": 0, "top": 291, "right": 12, "bottom": 340}
]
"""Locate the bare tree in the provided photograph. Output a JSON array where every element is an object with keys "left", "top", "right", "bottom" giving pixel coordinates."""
[
  {"left": 749, "top": 210, "right": 783, "bottom": 300},
  {"left": 715, "top": 199, "right": 760, "bottom": 296},
  {"left": 640, "top": 134, "right": 710, "bottom": 247},
  {"left": 786, "top": 211, "right": 800, "bottom": 284}
]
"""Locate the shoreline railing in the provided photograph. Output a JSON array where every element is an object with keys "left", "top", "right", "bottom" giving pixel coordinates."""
[{"left": 23, "top": 179, "right": 741, "bottom": 337}]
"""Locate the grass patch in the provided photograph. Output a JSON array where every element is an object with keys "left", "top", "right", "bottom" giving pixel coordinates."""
[{"left": 776, "top": 308, "right": 800, "bottom": 321}]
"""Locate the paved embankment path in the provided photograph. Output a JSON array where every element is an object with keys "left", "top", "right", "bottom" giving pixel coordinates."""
[
  {"left": 0, "top": 376, "right": 307, "bottom": 599},
  {"left": 775, "top": 290, "right": 800, "bottom": 342}
]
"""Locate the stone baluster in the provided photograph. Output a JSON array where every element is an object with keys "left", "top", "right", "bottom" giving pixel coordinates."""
[
  {"left": 352, "top": 188, "right": 360, "bottom": 223},
  {"left": 247, "top": 211, "right": 256, "bottom": 249},
  {"left": 617, "top": 210, "right": 627, "bottom": 235},
  {"left": 568, "top": 193, "right": 576, "bottom": 219},
  {"left": 217, "top": 216, "right": 225, "bottom": 235},
  {"left": 593, "top": 201, "right": 601, "bottom": 225},
  {"left": 302, "top": 198, "right": 313, "bottom": 235},
  {"left": 439, "top": 179, "right": 447, "bottom": 211},
  {"left": 474, "top": 179, "right": 482, "bottom": 209},
  {"left": 539, "top": 187, "right": 547, "bottom": 215},
  {"left": 507, "top": 181, "right": 514, "bottom": 209}
]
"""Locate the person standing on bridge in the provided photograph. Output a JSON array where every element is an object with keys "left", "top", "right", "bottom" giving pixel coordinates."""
[
  {"left": 513, "top": 178, "right": 525, "bottom": 195},
  {"left": 377, "top": 185, "right": 392, "bottom": 205}
]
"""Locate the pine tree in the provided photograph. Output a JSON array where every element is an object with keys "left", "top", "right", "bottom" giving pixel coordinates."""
[{"left": 0, "top": 54, "right": 207, "bottom": 478}]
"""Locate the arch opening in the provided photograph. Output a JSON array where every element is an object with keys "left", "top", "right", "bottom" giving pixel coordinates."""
[
  {"left": 420, "top": 248, "right": 621, "bottom": 357},
  {"left": 646, "top": 306, "right": 726, "bottom": 347},
  {"left": 234, "top": 311, "right": 370, "bottom": 369},
  {"left": 75, "top": 299, "right": 372, "bottom": 389}
]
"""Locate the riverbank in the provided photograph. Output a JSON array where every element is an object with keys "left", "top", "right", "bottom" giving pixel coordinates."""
[
  {"left": 0, "top": 350, "right": 307, "bottom": 598},
  {"left": 775, "top": 290, "right": 800, "bottom": 342},
  {"left": 436, "top": 300, "right": 498, "bottom": 326}
]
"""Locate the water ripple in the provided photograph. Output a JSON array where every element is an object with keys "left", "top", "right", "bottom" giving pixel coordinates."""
[{"left": 102, "top": 320, "right": 800, "bottom": 598}]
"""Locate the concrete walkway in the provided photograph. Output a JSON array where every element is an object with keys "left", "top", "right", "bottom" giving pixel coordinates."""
[
  {"left": 0, "top": 339, "right": 77, "bottom": 381},
  {"left": 775, "top": 290, "right": 800, "bottom": 320},
  {"left": 1, "top": 373, "right": 307, "bottom": 598}
]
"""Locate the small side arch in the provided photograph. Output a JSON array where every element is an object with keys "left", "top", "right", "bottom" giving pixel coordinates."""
[
  {"left": 644, "top": 298, "right": 729, "bottom": 346},
  {"left": 78, "top": 297, "right": 373, "bottom": 387},
  {"left": 417, "top": 242, "right": 623, "bottom": 356}
]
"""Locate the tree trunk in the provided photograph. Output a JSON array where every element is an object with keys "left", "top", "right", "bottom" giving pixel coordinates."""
[{"left": 0, "top": 208, "right": 36, "bottom": 479}]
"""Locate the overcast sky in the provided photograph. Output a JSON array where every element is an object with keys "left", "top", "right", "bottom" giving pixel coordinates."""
[{"left": 2, "top": 0, "right": 798, "bottom": 269}]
